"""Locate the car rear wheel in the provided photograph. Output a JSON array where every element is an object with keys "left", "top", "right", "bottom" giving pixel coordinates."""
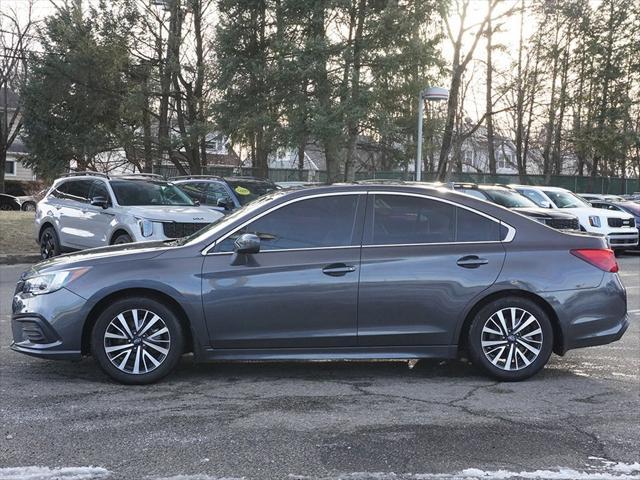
[
  {"left": 39, "top": 226, "right": 61, "bottom": 259},
  {"left": 91, "top": 298, "right": 184, "bottom": 384},
  {"left": 21, "top": 202, "right": 36, "bottom": 212},
  {"left": 112, "top": 232, "right": 133, "bottom": 244},
  {"left": 468, "top": 297, "right": 553, "bottom": 381}
]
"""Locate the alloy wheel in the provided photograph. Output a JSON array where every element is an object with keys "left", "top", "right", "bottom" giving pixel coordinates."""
[
  {"left": 481, "top": 307, "right": 543, "bottom": 371},
  {"left": 103, "top": 309, "right": 171, "bottom": 375},
  {"left": 40, "top": 231, "right": 55, "bottom": 259}
]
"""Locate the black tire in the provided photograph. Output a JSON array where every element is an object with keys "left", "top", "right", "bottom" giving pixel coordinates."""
[
  {"left": 40, "top": 226, "right": 61, "bottom": 259},
  {"left": 468, "top": 296, "right": 553, "bottom": 381},
  {"left": 91, "top": 297, "right": 184, "bottom": 385},
  {"left": 21, "top": 202, "right": 36, "bottom": 212},
  {"left": 112, "top": 232, "right": 133, "bottom": 244}
]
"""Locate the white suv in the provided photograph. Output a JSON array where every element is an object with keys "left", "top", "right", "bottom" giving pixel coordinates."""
[
  {"left": 35, "top": 173, "right": 223, "bottom": 259},
  {"left": 511, "top": 185, "right": 638, "bottom": 250}
]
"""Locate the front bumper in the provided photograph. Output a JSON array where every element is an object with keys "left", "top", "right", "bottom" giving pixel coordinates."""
[
  {"left": 10, "top": 287, "right": 86, "bottom": 361},
  {"left": 607, "top": 228, "right": 639, "bottom": 248}
]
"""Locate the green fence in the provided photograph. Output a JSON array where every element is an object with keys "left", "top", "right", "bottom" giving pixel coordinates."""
[{"left": 156, "top": 165, "right": 640, "bottom": 195}]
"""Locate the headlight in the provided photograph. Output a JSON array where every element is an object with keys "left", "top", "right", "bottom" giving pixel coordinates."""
[
  {"left": 588, "top": 215, "right": 601, "bottom": 227},
  {"left": 22, "top": 268, "right": 90, "bottom": 295},
  {"left": 138, "top": 218, "right": 154, "bottom": 237}
]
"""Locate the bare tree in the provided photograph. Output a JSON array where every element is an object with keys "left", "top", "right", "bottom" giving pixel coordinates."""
[{"left": 0, "top": 3, "right": 33, "bottom": 192}]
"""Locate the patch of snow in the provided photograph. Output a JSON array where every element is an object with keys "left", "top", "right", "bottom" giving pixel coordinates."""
[{"left": 0, "top": 466, "right": 110, "bottom": 480}]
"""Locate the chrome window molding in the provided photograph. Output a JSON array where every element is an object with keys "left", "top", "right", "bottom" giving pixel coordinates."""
[{"left": 201, "top": 189, "right": 516, "bottom": 256}]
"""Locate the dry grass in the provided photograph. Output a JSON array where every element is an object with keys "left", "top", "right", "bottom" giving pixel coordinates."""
[{"left": 0, "top": 211, "right": 38, "bottom": 255}]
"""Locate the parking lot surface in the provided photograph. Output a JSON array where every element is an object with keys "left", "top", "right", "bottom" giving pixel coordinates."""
[{"left": 0, "top": 256, "right": 638, "bottom": 480}]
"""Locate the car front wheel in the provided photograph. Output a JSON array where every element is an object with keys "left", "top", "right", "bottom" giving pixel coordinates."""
[
  {"left": 40, "top": 226, "right": 61, "bottom": 259},
  {"left": 91, "top": 298, "right": 184, "bottom": 384},
  {"left": 112, "top": 232, "right": 133, "bottom": 244},
  {"left": 468, "top": 297, "right": 553, "bottom": 381}
]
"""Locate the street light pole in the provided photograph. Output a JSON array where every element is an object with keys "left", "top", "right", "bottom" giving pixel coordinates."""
[{"left": 416, "top": 87, "right": 449, "bottom": 182}]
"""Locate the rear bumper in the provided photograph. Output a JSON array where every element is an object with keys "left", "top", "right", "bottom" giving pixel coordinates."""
[{"left": 562, "top": 313, "right": 629, "bottom": 352}]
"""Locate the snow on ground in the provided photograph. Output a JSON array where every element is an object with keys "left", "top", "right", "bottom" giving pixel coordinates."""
[{"left": 0, "top": 466, "right": 110, "bottom": 480}]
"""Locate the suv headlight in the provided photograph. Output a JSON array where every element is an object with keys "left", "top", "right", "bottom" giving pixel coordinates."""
[
  {"left": 138, "top": 219, "right": 154, "bottom": 237},
  {"left": 588, "top": 215, "right": 601, "bottom": 227},
  {"left": 23, "top": 267, "right": 90, "bottom": 295}
]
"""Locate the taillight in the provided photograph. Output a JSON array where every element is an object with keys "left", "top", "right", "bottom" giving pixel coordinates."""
[{"left": 570, "top": 249, "right": 619, "bottom": 273}]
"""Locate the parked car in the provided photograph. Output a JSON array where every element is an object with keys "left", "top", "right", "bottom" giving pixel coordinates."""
[
  {"left": 450, "top": 183, "right": 580, "bottom": 231},
  {"left": 578, "top": 193, "right": 625, "bottom": 203},
  {"left": 15, "top": 189, "right": 46, "bottom": 212},
  {"left": 12, "top": 183, "right": 628, "bottom": 384},
  {"left": 172, "top": 175, "right": 278, "bottom": 213},
  {"left": 0, "top": 193, "right": 21, "bottom": 211},
  {"left": 590, "top": 200, "right": 640, "bottom": 248},
  {"left": 510, "top": 185, "right": 638, "bottom": 251},
  {"left": 35, "top": 172, "right": 223, "bottom": 259}
]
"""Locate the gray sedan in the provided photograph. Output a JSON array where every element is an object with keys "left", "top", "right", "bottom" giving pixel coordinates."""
[{"left": 10, "top": 184, "right": 629, "bottom": 384}]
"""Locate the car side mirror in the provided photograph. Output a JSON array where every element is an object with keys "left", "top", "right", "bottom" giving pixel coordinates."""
[
  {"left": 234, "top": 233, "right": 260, "bottom": 254},
  {"left": 217, "top": 198, "right": 233, "bottom": 210},
  {"left": 91, "top": 196, "right": 109, "bottom": 209},
  {"left": 541, "top": 201, "right": 552, "bottom": 208},
  {"left": 193, "top": 199, "right": 201, "bottom": 206}
]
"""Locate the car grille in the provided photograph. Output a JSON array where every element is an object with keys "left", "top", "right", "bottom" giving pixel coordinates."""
[
  {"left": 546, "top": 218, "right": 580, "bottom": 230},
  {"left": 608, "top": 217, "right": 635, "bottom": 228},
  {"left": 162, "top": 222, "right": 207, "bottom": 238}
]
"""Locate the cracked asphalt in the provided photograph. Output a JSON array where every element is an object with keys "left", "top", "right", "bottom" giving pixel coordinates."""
[{"left": 0, "top": 256, "right": 638, "bottom": 480}]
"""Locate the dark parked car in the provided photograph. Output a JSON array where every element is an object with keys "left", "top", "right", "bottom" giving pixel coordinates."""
[
  {"left": 450, "top": 183, "right": 580, "bottom": 230},
  {"left": 11, "top": 184, "right": 628, "bottom": 384},
  {"left": 0, "top": 193, "right": 21, "bottom": 210},
  {"left": 172, "top": 175, "right": 278, "bottom": 213}
]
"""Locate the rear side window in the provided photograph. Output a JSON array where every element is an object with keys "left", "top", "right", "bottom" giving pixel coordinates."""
[
  {"left": 53, "top": 179, "right": 91, "bottom": 203},
  {"left": 365, "top": 194, "right": 502, "bottom": 245},
  {"left": 216, "top": 195, "right": 360, "bottom": 252}
]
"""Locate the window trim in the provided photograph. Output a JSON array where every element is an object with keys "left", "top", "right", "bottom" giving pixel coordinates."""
[{"left": 202, "top": 190, "right": 515, "bottom": 255}]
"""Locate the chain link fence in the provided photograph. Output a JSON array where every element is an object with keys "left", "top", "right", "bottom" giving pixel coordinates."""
[{"left": 156, "top": 165, "right": 640, "bottom": 194}]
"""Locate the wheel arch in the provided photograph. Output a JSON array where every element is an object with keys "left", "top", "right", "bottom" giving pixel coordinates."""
[
  {"left": 109, "top": 228, "right": 133, "bottom": 245},
  {"left": 38, "top": 221, "right": 57, "bottom": 241},
  {"left": 81, "top": 288, "right": 194, "bottom": 356},
  {"left": 457, "top": 289, "right": 564, "bottom": 356}
]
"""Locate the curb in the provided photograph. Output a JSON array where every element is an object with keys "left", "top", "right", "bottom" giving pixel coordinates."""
[{"left": 0, "top": 254, "right": 41, "bottom": 265}]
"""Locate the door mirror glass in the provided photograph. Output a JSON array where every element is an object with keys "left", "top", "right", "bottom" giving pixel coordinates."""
[
  {"left": 234, "top": 233, "right": 260, "bottom": 254},
  {"left": 91, "top": 196, "right": 109, "bottom": 209}
]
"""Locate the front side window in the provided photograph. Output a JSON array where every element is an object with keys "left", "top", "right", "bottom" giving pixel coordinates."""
[
  {"left": 216, "top": 195, "right": 360, "bottom": 252},
  {"left": 177, "top": 182, "right": 207, "bottom": 204},
  {"left": 206, "top": 183, "right": 234, "bottom": 206},
  {"left": 366, "top": 194, "right": 502, "bottom": 245},
  {"left": 226, "top": 180, "right": 277, "bottom": 206},
  {"left": 62, "top": 180, "right": 92, "bottom": 203},
  {"left": 88, "top": 180, "right": 110, "bottom": 201},
  {"left": 110, "top": 180, "right": 195, "bottom": 206},
  {"left": 482, "top": 188, "right": 537, "bottom": 208},
  {"left": 542, "top": 190, "right": 588, "bottom": 209},
  {"left": 517, "top": 188, "right": 550, "bottom": 207}
]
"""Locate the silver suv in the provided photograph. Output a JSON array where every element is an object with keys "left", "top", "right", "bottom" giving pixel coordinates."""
[{"left": 35, "top": 173, "right": 223, "bottom": 259}]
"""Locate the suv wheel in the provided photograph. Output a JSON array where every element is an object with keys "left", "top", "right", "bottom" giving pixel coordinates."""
[
  {"left": 91, "top": 297, "right": 184, "bottom": 384},
  {"left": 40, "top": 226, "right": 61, "bottom": 259},
  {"left": 113, "top": 232, "right": 132, "bottom": 244},
  {"left": 468, "top": 297, "right": 553, "bottom": 381}
]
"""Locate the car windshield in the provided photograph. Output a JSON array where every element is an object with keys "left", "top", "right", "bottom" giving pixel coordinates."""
[
  {"left": 482, "top": 188, "right": 537, "bottom": 208},
  {"left": 226, "top": 180, "right": 277, "bottom": 206},
  {"left": 542, "top": 190, "right": 589, "bottom": 208},
  {"left": 110, "top": 180, "right": 195, "bottom": 206}
]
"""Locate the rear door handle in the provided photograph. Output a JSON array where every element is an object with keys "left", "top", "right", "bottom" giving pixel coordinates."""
[
  {"left": 322, "top": 263, "right": 356, "bottom": 277},
  {"left": 456, "top": 255, "right": 489, "bottom": 268}
]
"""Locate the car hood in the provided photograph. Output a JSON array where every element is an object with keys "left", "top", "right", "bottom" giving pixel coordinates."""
[
  {"left": 25, "top": 241, "right": 173, "bottom": 277},
  {"left": 513, "top": 207, "right": 576, "bottom": 219},
  {"left": 556, "top": 206, "right": 634, "bottom": 219},
  {"left": 123, "top": 205, "right": 223, "bottom": 223}
]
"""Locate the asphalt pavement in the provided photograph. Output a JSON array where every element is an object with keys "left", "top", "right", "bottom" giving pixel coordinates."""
[{"left": 0, "top": 256, "right": 638, "bottom": 480}]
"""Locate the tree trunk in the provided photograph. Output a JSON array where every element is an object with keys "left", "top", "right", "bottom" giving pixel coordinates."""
[{"left": 486, "top": 12, "right": 496, "bottom": 175}]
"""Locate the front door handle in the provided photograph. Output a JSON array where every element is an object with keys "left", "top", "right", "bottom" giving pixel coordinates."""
[
  {"left": 456, "top": 255, "right": 489, "bottom": 268},
  {"left": 322, "top": 263, "right": 356, "bottom": 277}
]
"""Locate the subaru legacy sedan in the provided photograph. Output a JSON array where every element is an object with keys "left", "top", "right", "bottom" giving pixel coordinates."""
[{"left": 11, "top": 184, "right": 628, "bottom": 384}]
